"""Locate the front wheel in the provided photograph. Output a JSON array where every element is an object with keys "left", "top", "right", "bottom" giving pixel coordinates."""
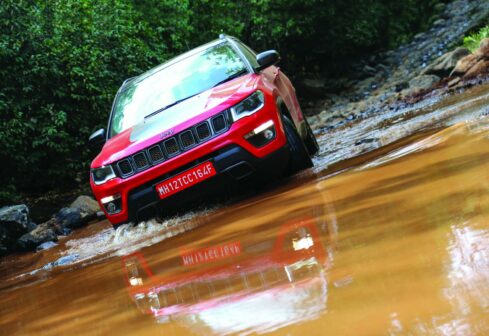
[
  {"left": 303, "top": 117, "right": 319, "bottom": 156},
  {"left": 283, "top": 116, "right": 313, "bottom": 174}
]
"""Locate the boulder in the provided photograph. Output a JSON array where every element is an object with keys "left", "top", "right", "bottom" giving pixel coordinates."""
[
  {"left": 401, "top": 75, "right": 440, "bottom": 97},
  {"left": 56, "top": 207, "right": 83, "bottom": 229},
  {"left": 0, "top": 204, "right": 33, "bottom": 255},
  {"left": 18, "top": 222, "right": 57, "bottom": 251},
  {"left": 451, "top": 53, "right": 480, "bottom": 76},
  {"left": 451, "top": 39, "right": 489, "bottom": 78},
  {"left": 69, "top": 195, "right": 100, "bottom": 222},
  {"left": 422, "top": 47, "right": 470, "bottom": 77},
  {"left": 464, "top": 59, "right": 489, "bottom": 79},
  {"left": 409, "top": 74, "right": 440, "bottom": 90}
]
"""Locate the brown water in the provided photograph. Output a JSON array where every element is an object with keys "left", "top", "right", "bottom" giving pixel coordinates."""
[{"left": 2, "top": 96, "right": 489, "bottom": 335}]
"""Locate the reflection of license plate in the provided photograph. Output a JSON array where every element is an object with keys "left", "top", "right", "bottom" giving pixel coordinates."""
[{"left": 155, "top": 162, "right": 216, "bottom": 200}]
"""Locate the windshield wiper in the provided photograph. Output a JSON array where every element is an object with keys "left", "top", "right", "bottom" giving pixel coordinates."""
[
  {"left": 144, "top": 93, "right": 199, "bottom": 119},
  {"left": 212, "top": 69, "right": 248, "bottom": 88}
]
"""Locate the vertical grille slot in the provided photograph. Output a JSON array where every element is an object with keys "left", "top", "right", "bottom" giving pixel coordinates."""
[
  {"left": 196, "top": 122, "right": 211, "bottom": 140},
  {"left": 180, "top": 130, "right": 196, "bottom": 148},
  {"left": 133, "top": 152, "right": 149, "bottom": 170},
  {"left": 148, "top": 145, "right": 164, "bottom": 163},
  {"left": 164, "top": 137, "right": 180, "bottom": 156},
  {"left": 212, "top": 114, "right": 226, "bottom": 133},
  {"left": 118, "top": 159, "right": 133, "bottom": 176}
]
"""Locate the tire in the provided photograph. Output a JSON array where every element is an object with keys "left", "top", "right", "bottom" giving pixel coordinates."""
[
  {"left": 283, "top": 116, "right": 313, "bottom": 174},
  {"left": 303, "top": 117, "right": 319, "bottom": 156}
]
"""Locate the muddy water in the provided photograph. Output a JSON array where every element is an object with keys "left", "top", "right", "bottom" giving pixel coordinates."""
[{"left": 2, "top": 114, "right": 489, "bottom": 334}]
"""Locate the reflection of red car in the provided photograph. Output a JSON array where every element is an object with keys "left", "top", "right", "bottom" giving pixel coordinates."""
[
  {"left": 89, "top": 35, "right": 319, "bottom": 226},
  {"left": 121, "top": 212, "right": 334, "bottom": 333}
]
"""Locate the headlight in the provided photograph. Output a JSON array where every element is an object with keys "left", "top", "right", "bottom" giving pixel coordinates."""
[
  {"left": 91, "top": 165, "right": 116, "bottom": 185},
  {"left": 230, "top": 91, "right": 264, "bottom": 121}
]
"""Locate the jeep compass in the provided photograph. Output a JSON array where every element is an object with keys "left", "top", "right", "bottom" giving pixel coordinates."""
[{"left": 89, "top": 35, "right": 318, "bottom": 226}]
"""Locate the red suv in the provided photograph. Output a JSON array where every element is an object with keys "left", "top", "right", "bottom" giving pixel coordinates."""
[{"left": 89, "top": 35, "right": 318, "bottom": 227}]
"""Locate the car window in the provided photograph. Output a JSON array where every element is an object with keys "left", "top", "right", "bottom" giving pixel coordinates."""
[{"left": 110, "top": 43, "right": 248, "bottom": 137}]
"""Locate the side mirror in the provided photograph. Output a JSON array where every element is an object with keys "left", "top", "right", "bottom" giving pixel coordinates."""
[
  {"left": 89, "top": 128, "right": 106, "bottom": 147},
  {"left": 256, "top": 50, "right": 280, "bottom": 71}
]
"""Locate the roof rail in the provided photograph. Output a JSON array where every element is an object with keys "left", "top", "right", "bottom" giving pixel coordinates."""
[{"left": 122, "top": 76, "right": 136, "bottom": 86}]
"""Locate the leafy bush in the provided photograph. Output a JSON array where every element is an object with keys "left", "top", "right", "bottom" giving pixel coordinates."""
[{"left": 463, "top": 25, "right": 489, "bottom": 52}]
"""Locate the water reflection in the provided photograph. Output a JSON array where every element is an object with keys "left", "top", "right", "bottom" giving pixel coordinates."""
[
  {"left": 121, "top": 199, "right": 337, "bottom": 334},
  {"left": 2, "top": 120, "right": 489, "bottom": 335}
]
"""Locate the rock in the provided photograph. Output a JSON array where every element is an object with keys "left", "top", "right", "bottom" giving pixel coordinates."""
[
  {"left": 433, "top": 18, "right": 446, "bottom": 27},
  {"left": 96, "top": 211, "right": 106, "bottom": 221},
  {"left": 36, "top": 241, "right": 58, "bottom": 252},
  {"left": 376, "top": 64, "right": 390, "bottom": 75},
  {"left": 394, "top": 81, "right": 409, "bottom": 92},
  {"left": 18, "top": 222, "right": 57, "bottom": 251},
  {"left": 409, "top": 74, "right": 441, "bottom": 90},
  {"left": 476, "top": 38, "right": 489, "bottom": 58},
  {"left": 69, "top": 195, "right": 100, "bottom": 222},
  {"left": 422, "top": 47, "right": 470, "bottom": 77},
  {"left": 448, "top": 77, "right": 461, "bottom": 87},
  {"left": 434, "top": 2, "right": 446, "bottom": 12},
  {"left": 401, "top": 74, "right": 440, "bottom": 97},
  {"left": 26, "top": 221, "right": 37, "bottom": 232},
  {"left": 0, "top": 205, "right": 32, "bottom": 255},
  {"left": 56, "top": 207, "right": 83, "bottom": 229},
  {"left": 362, "top": 65, "right": 377, "bottom": 76},
  {"left": 463, "top": 59, "right": 489, "bottom": 79},
  {"left": 451, "top": 53, "right": 480, "bottom": 76}
]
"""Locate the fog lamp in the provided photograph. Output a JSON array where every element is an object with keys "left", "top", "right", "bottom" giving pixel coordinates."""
[
  {"left": 244, "top": 120, "right": 276, "bottom": 147},
  {"left": 101, "top": 193, "right": 122, "bottom": 215}
]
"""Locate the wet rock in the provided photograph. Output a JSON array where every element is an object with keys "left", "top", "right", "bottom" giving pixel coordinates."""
[
  {"left": 433, "top": 18, "right": 446, "bottom": 27},
  {"left": 407, "top": 74, "right": 441, "bottom": 94},
  {"left": 70, "top": 195, "right": 100, "bottom": 222},
  {"left": 451, "top": 39, "right": 489, "bottom": 79},
  {"left": 36, "top": 241, "right": 58, "bottom": 252},
  {"left": 96, "top": 211, "right": 106, "bottom": 221},
  {"left": 477, "top": 38, "right": 489, "bottom": 58},
  {"left": 56, "top": 207, "right": 83, "bottom": 229},
  {"left": 448, "top": 77, "right": 461, "bottom": 87},
  {"left": 0, "top": 205, "right": 32, "bottom": 255},
  {"left": 422, "top": 47, "right": 470, "bottom": 77},
  {"left": 451, "top": 53, "right": 479, "bottom": 76},
  {"left": 18, "top": 222, "right": 57, "bottom": 251},
  {"left": 394, "top": 81, "right": 409, "bottom": 92},
  {"left": 464, "top": 59, "right": 489, "bottom": 79}
]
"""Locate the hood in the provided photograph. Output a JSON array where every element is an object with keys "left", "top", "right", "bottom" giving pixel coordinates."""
[{"left": 91, "top": 73, "right": 259, "bottom": 168}]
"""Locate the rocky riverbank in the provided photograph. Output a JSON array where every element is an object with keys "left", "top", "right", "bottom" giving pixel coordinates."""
[
  {"left": 0, "top": 196, "right": 102, "bottom": 255},
  {"left": 303, "top": 0, "right": 489, "bottom": 131}
]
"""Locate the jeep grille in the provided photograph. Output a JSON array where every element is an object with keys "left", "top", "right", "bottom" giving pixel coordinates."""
[{"left": 112, "top": 111, "right": 231, "bottom": 178}]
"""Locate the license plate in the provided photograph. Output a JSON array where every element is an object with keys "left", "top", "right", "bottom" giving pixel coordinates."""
[{"left": 155, "top": 161, "right": 216, "bottom": 200}]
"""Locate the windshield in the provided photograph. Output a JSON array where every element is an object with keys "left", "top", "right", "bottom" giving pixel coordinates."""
[{"left": 109, "top": 43, "right": 248, "bottom": 137}]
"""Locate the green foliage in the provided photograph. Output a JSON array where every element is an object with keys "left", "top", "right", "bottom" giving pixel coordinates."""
[
  {"left": 463, "top": 26, "right": 489, "bottom": 52},
  {"left": 0, "top": 0, "right": 444, "bottom": 203}
]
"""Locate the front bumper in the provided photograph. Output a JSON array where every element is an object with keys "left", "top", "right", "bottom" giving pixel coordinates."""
[
  {"left": 91, "top": 103, "right": 288, "bottom": 225},
  {"left": 127, "top": 143, "right": 289, "bottom": 223}
]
